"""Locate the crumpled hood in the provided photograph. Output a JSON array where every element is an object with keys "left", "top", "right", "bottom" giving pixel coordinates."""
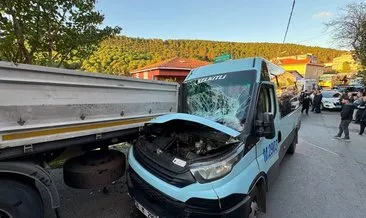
[{"left": 148, "top": 113, "right": 241, "bottom": 137}]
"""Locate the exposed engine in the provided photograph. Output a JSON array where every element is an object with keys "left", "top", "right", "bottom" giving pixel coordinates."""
[{"left": 138, "top": 121, "right": 238, "bottom": 160}]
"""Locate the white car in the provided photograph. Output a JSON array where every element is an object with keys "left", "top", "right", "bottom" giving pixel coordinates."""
[{"left": 321, "top": 91, "right": 342, "bottom": 110}]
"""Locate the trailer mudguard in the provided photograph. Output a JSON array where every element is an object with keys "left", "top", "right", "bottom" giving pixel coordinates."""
[{"left": 0, "top": 161, "right": 60, "bottom": 209}]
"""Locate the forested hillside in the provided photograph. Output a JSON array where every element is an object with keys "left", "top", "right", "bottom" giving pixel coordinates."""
[{"left": 81, "top": 36, "right": 346, "bottom": 75}]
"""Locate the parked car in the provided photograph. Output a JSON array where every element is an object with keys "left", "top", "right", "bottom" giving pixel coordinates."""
[
  {"left": 334, "top": 85, "right": 364, "bottom": 94},
  {"left": 321, "top": 91, "right": 342, "bottom": 110}
]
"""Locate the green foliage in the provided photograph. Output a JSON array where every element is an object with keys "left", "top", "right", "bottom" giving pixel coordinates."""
[
  {"left": 82, "top": 36, "right": 346, "bottom": 75},
  {"left": 0, "top": 0, "right": 121, "bottom": 66},
  {"left": 357, "top": 70, "right": 366, "bottom": 84},
  {"left": 327, "top": 2, "right": 366, "bottom": 69},
  {"left": 341, "top": 62, "right": 352, "bottom": 73}
]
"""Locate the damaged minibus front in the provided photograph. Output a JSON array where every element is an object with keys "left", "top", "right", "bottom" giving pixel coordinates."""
[{"left": 127, "top": 57, "right": 301, "bottom": 218}]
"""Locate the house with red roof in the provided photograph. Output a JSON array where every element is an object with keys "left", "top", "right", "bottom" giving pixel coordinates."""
[
  {"left": 130, "top": 57, "right": 211, "bottom": 83},
  {"left": 273, "top": 54, "right": 325, "bottom": 80}
]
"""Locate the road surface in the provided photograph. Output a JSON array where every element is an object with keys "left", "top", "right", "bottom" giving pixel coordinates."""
[{"left": 45, "top": 111, "right": 366, "bottom": 218}]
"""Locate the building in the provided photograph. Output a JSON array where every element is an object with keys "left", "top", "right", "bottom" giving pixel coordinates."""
[
  {"left": 318, "top": 73, "right": 337, "bottom": 88},
  {"left": 273, "top": 54, "right": 324, "bottom": 80},
  {"left": 130, "top": 57, "right": 210, "bottom": 83},
  {"left": 332, "top": 53, "right": 361, "bottom": 73},
  {"left": 324, "top": 62, "right": 333, "bottom": 72},
  {"left": 272, "top": 70, "right": 303, "bottom": 87},
  {"left": 277, "top": 53, "right": 318, "bottom": 64}
]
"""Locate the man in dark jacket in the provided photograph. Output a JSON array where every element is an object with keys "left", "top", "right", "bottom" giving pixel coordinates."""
[
  {"left": 299, "top": 91, "right": 305, "bottom": 103},
  {"left": 301, "top": 93, "right": 311, "bottom": 115},
  {"left": 313, "top": 90, "right": 323, "bottom": 113},
  {"left": 355, "top": 92, "right": 365, "bottom": 123},
  {"left": 335, "top": 96, "right": 354, "bottom": 141},
  {"left": 359, "top": 96, "right": 366, "bottom": 135}
]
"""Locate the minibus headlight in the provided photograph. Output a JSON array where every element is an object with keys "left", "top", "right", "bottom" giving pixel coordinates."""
[{"left": 190, "top": 145, "right": 243, "bottom": 182}]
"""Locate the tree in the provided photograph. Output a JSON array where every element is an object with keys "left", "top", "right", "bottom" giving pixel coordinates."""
[
  {"left": 81, "top": 36, "right": 345, "bottom": 75},
  {"left": 326, "top": 2, "right": 366, "bottom": 68},
  {"left": 0, "top": 0, "right": 121, "bottom": 66},
  {"left": 357, "top": 70, "right": 366, "bottom": 84},
  {"left": 341, "top": 61, "right": 352, "bottom": 73}
]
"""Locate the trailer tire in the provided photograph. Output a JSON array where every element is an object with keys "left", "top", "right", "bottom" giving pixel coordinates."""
[
  {"left": 63, "top": 150, "right": 126, "bottom": 189},
  {"left": 0, "top": 179, "right": 44, "bottom": 218}
]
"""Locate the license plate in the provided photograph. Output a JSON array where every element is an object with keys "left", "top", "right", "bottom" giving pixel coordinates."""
[{"left": 134, "top": 200, "right": 159, "bottom": 218}]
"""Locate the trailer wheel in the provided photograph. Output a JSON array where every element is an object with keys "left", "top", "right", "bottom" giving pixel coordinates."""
[
  {"left": 0, "top": 179, "right": 44, "bottom": 218},
  {"left": 63, "top": 150, "right": 126, "bottom": 189}
]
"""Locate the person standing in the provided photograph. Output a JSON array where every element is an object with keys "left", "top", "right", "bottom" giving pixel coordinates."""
[
  {"left": 359, "top": 95, "right": 366, "bottom": 135},
  {"left": 348, "top": 92, "right": 354, "bottom": 103},
  {"left": 353, "top": 95, "right": 360, "bottom": 122},
  {"left": 301, "top": 93, "right": 311, "bottom": 115},
  {"left": 310, "top": 90, "right": 316, "bottom": 112},
  {"left": 335, "top": 96, "right": 354, "bottom": 141},
  {"left": 313, "top": 90, "right": 323, "bottom": 113},
  {"left": 299, "top": 90, "right": 305, "bottom": 103},
  {"left": 355, "top": 92, "right": 364, "bottom": 123}
]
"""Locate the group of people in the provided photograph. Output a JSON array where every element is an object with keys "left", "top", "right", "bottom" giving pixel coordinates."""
[
  {"left": 336, "top": 91, "right": 366, "bottom": 141},
  {"left": 299, "top": 90, "right": 323, "bottom": 115},
  {"left": 299, "top": 89, "right": 366, "bottom": 141}
]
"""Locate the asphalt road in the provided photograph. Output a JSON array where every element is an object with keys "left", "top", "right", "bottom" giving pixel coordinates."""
[
  {"left": 260, "top": 111, "right": 366, "bottom": 218},
  {"left": 45, "top": 111, "right": 366, "bottom": 218}
]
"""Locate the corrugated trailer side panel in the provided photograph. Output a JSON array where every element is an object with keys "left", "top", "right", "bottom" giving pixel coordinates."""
[{"left": 0, "top": 61, "right": 179, "bottom": 152}]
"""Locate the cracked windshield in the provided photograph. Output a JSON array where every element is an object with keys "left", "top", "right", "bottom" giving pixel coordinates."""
[
  {"left": 0, "top": 0, "right": 366, "bottom": 218},
  {"left": 183, "top": 71, "right": 255, "bottom": 131}
]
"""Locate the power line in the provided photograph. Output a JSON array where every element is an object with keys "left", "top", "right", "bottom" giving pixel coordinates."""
[
  {"left": 294, "top": 30, "right": 330, "bottom": 44},
  {"left": 283, "top": 0, "right": 296, "bottom": 44},
  {"left": 274, "top": 0, "right": 296, "bottom": 61}
]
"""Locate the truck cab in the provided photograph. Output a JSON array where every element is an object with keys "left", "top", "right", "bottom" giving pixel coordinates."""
[{"left": 127, "top": 57, "right": 301, "bottom": 218}]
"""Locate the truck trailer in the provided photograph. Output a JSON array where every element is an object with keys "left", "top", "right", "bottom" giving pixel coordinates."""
[{"left": 0, "top": 61, "right": 179, "bottom": 218}]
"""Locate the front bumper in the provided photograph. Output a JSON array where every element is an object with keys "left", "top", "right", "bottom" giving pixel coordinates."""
[
  {"left": 127, "top": 168, "right": 251, "bottom": 218},
  {"left": 323, "top": 102, "right": 342, "bottom": 109}
]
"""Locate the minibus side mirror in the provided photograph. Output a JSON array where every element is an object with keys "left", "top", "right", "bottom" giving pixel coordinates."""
[{"left": 255, "top": 112, "right": 275, "bottom": 139}]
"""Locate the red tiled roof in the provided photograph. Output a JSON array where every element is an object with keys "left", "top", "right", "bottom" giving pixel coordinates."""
[
  {"left": 131, "top": 57, "right": 211, "bottom": 74},
  {"left": 278, "top": 58, "right": 311, "bottom": 65}
]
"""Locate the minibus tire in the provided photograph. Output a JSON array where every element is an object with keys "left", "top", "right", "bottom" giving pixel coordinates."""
[
  {"left": 0, "top": 179, "right": 44, "bottom": 218},
  {"left": 286, "top": 133, "right": 297, "bottom": 155},
  {"left": 247, "top": 186, "right": 260, "bottom": 218}
]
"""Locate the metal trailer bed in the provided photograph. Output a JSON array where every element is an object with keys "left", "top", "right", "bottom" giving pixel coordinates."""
[{"left": 0, "top": 61, "right": 179, "bottom": 160}]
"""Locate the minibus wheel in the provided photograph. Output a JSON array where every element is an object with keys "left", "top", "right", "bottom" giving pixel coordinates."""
[
  {"left": 248, "top": 187, "right": 260, "bottom": 218},
  {"left": 287, "top": 131, "right": 298, "bottom": 155}
]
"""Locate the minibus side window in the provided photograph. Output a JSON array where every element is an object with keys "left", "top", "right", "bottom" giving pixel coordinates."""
[
  {"left": 268, "top": 86, "right": 276, "bottom": 116},
  {"left": 256, "top": 86, "right": 273, "bottom": 121},
  {"left": 279, "top": 89, "right": 299, "bottom": 117},
  {"left": 246, "top": 85, "right": 274, "bottom": 152},
  {"left": 261, "top": 61, "right": 270, "bottom": 81}
]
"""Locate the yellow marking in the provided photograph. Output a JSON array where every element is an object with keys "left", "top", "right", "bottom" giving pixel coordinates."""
[{"left": 2, "top": 117, "right": 154, "bottom": 141}]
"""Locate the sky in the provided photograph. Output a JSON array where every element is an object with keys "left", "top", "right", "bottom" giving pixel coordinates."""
[{"left": 96, "top": 0, "right": 364, "bottom": 49}]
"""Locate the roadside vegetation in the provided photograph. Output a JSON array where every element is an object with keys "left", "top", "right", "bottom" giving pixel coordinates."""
[
  {"left": 326, "top": 2, "right": 366, "bottom": 83},
  {"left": 0, "top": 1, "right": 346, "bottom": 76},
  {"left": 81, "top": 36, "right": 346, "bottom": 75}
]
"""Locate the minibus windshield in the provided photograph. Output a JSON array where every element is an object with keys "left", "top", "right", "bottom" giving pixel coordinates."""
[{"left": 182, "top": 70, "right": 256, "bottom": 131}]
